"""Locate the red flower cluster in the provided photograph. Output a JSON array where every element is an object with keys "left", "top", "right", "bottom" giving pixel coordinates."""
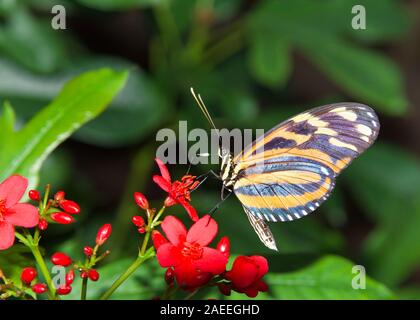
[
  {"left": 78, "top": 224, "right": 112, "bottom": 283},
  {"left": 152, "top": 215, "right": 269, "bottom": 297},
  {"left": 153, "top": 215, "right": 227, "bottom": 290},
  {"left": 33, "top": 189, "right": 81, "bottom": 229},
  {"left": 0, "top": 176, "right": 39, "bottom": 250},
  {"left": 153, "top": 158, "right": 199, "bottom": 221}
]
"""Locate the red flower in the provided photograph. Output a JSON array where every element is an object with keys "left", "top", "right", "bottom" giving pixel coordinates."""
[
  {"left": 225, "top": 256, "right": 269, "bottom": 298},
  {"left": 133, "top": 192, "right": 149, "bottom": 210},
  {"left": 153, "top": 158, "right": 199, "bottom": 221},
  {"left": 60, "top": 200, "right": 80, "bottom": 215},
  {"left": 96, "top": 223, "right": 112, "bottom": 246},
  {"left": 88, "top": 269, "right": 99, "bottom": 281},
  {"left": 32, "top": 283, "right": 47, "bottom": 294},
  {"left": 20, "top": 267, "right": 37, "bottom": 285},
  {"left": 51, "top": 252, "right": 72, "bottom": 267},
  {"left": 50, "top": 212, "right": 74, "bottom": 224},
  {"left": 153, "top": 215, "right": 228, "bottom": 290},
  {"left": 0, "top": 175, "right": 39, "bottom": 250}
]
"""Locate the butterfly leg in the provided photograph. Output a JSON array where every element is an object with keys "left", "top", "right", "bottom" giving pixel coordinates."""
[
  {"left": 208, "top": 188, "right": 233, "bottom": 215},
  {"left": 191, "top": 170, "right": 220, "bottom": 193}
]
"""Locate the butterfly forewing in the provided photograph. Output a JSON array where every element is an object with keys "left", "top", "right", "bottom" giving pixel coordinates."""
[{"left": 232, "top": 103, "right": 379, "bottom": 224}]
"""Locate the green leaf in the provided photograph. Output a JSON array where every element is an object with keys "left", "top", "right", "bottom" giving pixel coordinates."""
[
  {"left": 344, "top": 143, "right": 420, "bottom": 286},
  {"left": 247, "top": 0, "right": 409, "bottom": 114},
  {"left": 267, "top": 255, "right": 395, "bottom": 299},
  {"left": 248, "top": 34, "right": 291, "bottom": 88},
  {"left": 0, "top": 101, "right": 16, "bottom": 143},
  {"left": 0, "top": 9, "right": 69, "bottom": 73},
  {"left": 344, "top": 143, "right": 420, "bottom": 223},
  {"left": 0, "top": 68, "right": 128, "bottom": 187},
  {"left": 0, "top": 57, "right": 171, "bottom": 146},
  {"left": 329, "top": 0, "right": 410, "bottom": 43},
  {"left": 300, "top": 38, "right": 407, "bottom": 115}
]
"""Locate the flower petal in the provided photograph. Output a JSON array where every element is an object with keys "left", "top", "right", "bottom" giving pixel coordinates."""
[
  {"left": 152, "top": 230, "right": 168, "bottom": 250},
  {"left": 193, "top": 247, "right": 227, "bottom": 275},
  {"left": 0, "top": 222, "right": 15, "bottom": 250},
  {"left": 155, "top": 158, "right": 171, "bottom": 184},
  {"left": 173, "top": 263, "right": 212, "bottom": 290},
  {"left": 156, "top": 243, "right": 184, "bottom": 268},
  {"left": 186, "top": 215, "right": 217, "bottom": 246},
  {"left": 161, "top": 215, "right": 187, "bottom": 246},
  {"left": 226, "top": 256, "right": 259, "bottom": 289},
  {"left": 5, "top": 204, "right": 39, "bottom": 228},
  {"left": 181, "top": 202, "right": 198, "bottom": 222},
  {"left": 250, "top": 255, "right": 269, "bottom": 278},
  {"left": 153, "top": 175, "right": 171, "bottom": 192},
  {"left": 0, "top": 175, "right": 28, "bottom": 208}
]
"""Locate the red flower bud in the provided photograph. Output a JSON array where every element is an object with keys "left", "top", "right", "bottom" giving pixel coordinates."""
[
  {"left": 38, "top": 219, "right": 48, "bottom": 231},
  {"left": 96, "top": 223, "right": 112, "bottom": 246},
  {"left": 164, "top": 196, "right": 176, "bottom": 207},
  {"left": 32, "top": 283, "right": 47, "bottom": 294},
  {"left": 80, "top": 271, "right": 88, "bottom": 279},
  {"left": 28, "top": 190, "right": 40, "bottom": 202},
  {"left": 54, "top": 191, "right": 65, "bottom": 203},
  {"left": 51, "top": 252, "right": 72, "bottom": 267},
  {"left": 217, "top": 236, "right": 230, "bottom": 258},
  {"left": 138, "top": 227, "right": 146, "bottom": 234},
  {"left": 60, "top": 200, "right": 80, "bottom": 214},
  {"left": 50, "top": 212, "right": 74, "bottom": 224},
  {"left": 66, "top": 270, "right": 75, "bottom": 285},
  {"left": 132, "top": 215, "right": 145, "bottom": 227},
  {"left": 151, "top": 230, "right": 168, "bottom": 249},
  {"left": 57, "top": 285, "right": 72, "bottom": 295},
  {"left": 83, "top": 246, "right": 93, "bottom": 256},
  {"left": 134, "top": 192, "right": 149, "bottom": 210},
  {"left": 165, "top": 268, "right": 174, "bottom": 285},
  {"left": 88, "top": 269, "right": 99, "bottom": 281},
  {"left": 218, "top": 283, "right": 231, "bottom": 296},
  {"left": 20, "top": 267, "right": 37, "bottom": 285}
]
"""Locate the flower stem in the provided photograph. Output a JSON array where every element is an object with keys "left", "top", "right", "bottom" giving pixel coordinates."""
[
  {"left": 140, "top": 231, "right": 151, "bottom": 256},
  {"left": 81, "top": 277, "right": 88, "bottom": 300},
  {"left": 99, "top": 247, "right": 155, "bottom": 300},
  {"left": 15, "top": 231, "right": 57, "bottom": 299}
]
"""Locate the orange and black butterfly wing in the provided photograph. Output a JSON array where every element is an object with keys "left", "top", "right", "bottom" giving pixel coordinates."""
[{"left": 232, "top": 103, "right": 379, "bottom": 227}]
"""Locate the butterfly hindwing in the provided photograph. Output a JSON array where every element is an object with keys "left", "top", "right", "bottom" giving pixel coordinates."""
[{"left": 233, "top": 103, "right": 380, "bottom": 223}]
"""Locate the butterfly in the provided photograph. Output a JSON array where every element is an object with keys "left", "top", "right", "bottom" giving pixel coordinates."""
[{"left": 191, "top": 89, "right": 380, "bottom": 251}]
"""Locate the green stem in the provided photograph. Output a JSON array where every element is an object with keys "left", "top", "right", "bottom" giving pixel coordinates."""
[
  {"left": 153, "top": 2, "right": 182, "bottom": 51},
  {"left": 15, "top": 231, "right": 57, "bottom": 299},
  {"left": 184, "top": 289, "right": 199, "bottom": 300},
  {"left": 203, "top": 22, "right": 245, "bottom": 66},
  {"left": 81, "top": 277, "right": 88, "bottom": 300},
  {"left": 140, "top": 232, "right": 151, "bottom": 257},
  {"left": 99, "top": 247, "right": 155, "bottom": 300},
  {"left": 31, "top": 244, "right": 56, "bottom": 298}
]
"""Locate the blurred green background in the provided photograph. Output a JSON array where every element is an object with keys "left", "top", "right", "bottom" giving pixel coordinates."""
[{"left": 1, "top": 0, "right": 420, "bottom": 299}]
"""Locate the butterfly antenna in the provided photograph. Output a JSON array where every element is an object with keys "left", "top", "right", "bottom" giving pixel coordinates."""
[{"left": 190, "top": 88, "right": 219, "bottom": 135}]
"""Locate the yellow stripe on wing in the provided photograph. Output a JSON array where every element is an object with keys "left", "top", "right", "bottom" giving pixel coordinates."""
[{"left": 235, "top": 177, "right": 332, "bottom": 209}]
